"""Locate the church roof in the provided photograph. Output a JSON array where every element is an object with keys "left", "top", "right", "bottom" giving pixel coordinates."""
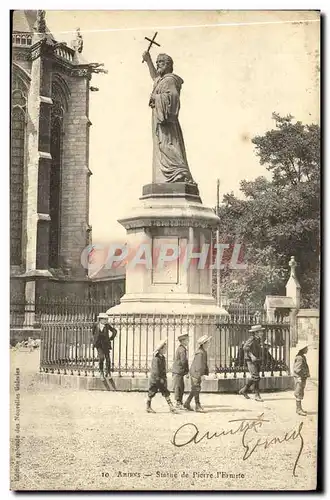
[
  {"left": 12, "top": 11, "right": 106, "bottom": 74},
  {"left": 13, "top": 10, "right": 37, "bottom": 32},
  {"left": 12, "top": 10, "right": 55, "bottom": 41}
]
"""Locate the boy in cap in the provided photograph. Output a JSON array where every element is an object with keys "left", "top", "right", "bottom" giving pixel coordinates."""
[
  {"left": 172, "top": 333, "right": 189, "bottom": 409},
  {"left": 146, "top": 339, "right": 177, "bottom": 414},
  {"left": 293, "top": 345, "right": 310, "bottom": 416},
  {"left": 239, "top": 324, "right": 264, "bottom": 402},
  {"left": 183, "top": 335, "right": 211, "bottom": 412},
  {"left": 92, "top": 313, "right": 117, "bottom": 378}
]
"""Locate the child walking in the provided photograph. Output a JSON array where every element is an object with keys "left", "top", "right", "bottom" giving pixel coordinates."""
[
  {"left": 146, "top": 339, "right": 177, "bottom": 414},
  {"left": 183, "top": 335, "right": 211, "bottom": 412},
  {"left": 293, "top": 345, "right": 310, "bottom": 416}
]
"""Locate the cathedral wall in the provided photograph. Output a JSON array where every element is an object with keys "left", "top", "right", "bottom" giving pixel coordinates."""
[
  {"left": 13, "top": 55, "right": 31, "bottom": 74},
  {"left": 35, "top": 277, "right": 125, "bottom": 304},
  {"left": 11, "top": 12, "right": 99, "bottom": 307},
  {"left": 60, "top": 75, "right": 90, "bottom": 278},
  {"left": 36, "top": 278, "right": 90, "bottom": 301},
  {"left": 10, "top": 278, "right": 26, "bottom": 303}
]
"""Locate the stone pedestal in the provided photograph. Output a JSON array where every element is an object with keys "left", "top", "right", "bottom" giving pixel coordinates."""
[
  {"left": 106, "top": 182, "right": 228, "bottom": 369},
  {"left": 107, "top": 183, "right": 227, "bottom": 317}
]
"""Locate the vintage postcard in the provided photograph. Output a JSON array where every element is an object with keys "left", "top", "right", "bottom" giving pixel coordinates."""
[{"left": 10, "top": 10, "right": 320, "bottom": 491}]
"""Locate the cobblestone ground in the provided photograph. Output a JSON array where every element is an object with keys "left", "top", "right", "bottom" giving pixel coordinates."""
[{"left": 10, "top": 349, "right": 318, "bottom": 491}]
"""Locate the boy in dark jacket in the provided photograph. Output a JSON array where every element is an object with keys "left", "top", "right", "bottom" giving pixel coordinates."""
[
  {"left": 293, "top": 345, "right": 310, "bottom": 416},
  {"left": 239, "top": 324, "right": 264, "bottom": 401},
  {"left": 146, "top": 339, "right": 177, "bottom": 414},
  {"left": 183, "top": 335, "right": 211, "bottom": 412},
  {"left": 172, "top": 333, "right": 189, "bottom": 409},
  {"left": 92, "top": 312, "right": 117, "bottom": 378}
]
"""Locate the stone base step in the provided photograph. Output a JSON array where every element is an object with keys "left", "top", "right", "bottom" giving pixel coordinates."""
[{"left": 36, "top": 372, "right": 294, "bottom": 392}]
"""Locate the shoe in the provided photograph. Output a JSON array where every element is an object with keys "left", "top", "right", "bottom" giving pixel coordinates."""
[
  {"left": 169, "top": 406, "right": 179, "bottom": 414},
  {"left": 176, "top": 402, "right": 184, "bottom": 410},
  {"left": 296, "top": 401, "right": 307, "bottom": 416},
  {"left": 195, "top": 404, "right": 204, "bottom": 413},
  {"left": 239, "top": 388, "right": 250, "bottom": 399},
  {"left": 146, "top": 401, "right": 156, "bottom": 413},
  {"left": 183, "top": 402, "right": 194, "bottom": 411},
  {"left": 255, "top": 394, "right": 263, "bottom": 402}
]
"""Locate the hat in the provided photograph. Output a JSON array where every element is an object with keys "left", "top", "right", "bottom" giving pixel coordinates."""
[
  {"left": 98, "top": 313, "right": 108, "bottom": 319},
  {"left": 297, "top": 345, "right": 309, "bottom": 355},
  {"left": 153, "top": 338, "right": 167, "bottom": 355},
  {"left": 178, "top": 334, "right": 189, "bottom": 341},
  {"left": 249, "top": 325, "right": 265, "bottom": 333},
  {"left": 197, "top": 335, "right": 212, "bottom": 346}
]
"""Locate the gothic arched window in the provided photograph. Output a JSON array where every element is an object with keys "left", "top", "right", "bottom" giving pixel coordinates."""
[
  {"left": 11, "top": 73, "right": 27, "bottom": 266},
  {"left": 49, "top": 82, "right": 66, "bottom": 269}
]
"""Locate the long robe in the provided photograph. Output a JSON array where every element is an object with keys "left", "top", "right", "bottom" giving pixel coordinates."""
[{"left": 150, "top": 73, "right": 195, "bottom": 183}]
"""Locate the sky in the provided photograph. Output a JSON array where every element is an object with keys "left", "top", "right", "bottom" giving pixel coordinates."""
[{"left": 45, "top": 10, "right": 320, "bottom": 243}]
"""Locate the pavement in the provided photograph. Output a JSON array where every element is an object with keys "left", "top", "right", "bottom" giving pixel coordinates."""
[{"left": 10, "top": 349, "right": 318, "bottom": 491}]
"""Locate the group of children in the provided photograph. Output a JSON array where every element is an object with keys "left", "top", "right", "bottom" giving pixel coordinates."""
[
  {"left": 146, "top": 333, "right": 211, "bottom": 414},
  {"left": 92, "top": 313, "right": 312, "bottom": 416},
  {"left": 146, "top": 331, "right": 311, "bottom": 416}
]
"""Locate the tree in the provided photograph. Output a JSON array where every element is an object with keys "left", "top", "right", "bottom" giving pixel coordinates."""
[
  {"left": 252, "top": 113, "right": 320, "bottom": 186},
  {"left": 217, "top": 113, "right": 320, "bottom": 308}
]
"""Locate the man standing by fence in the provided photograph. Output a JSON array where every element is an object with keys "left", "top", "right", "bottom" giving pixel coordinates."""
[
  {"left": 92, "top": 313, "right": 117, "bottom": 378},
  {"left": 239, "top": 324, "right": 264, "bottom": 402},
  {"left": 172, "top": 333, "right": 189, "bottom": 409}
]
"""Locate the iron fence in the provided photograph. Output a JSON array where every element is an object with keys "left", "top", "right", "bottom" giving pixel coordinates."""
[
  {"left": 10, "top": 301, "right": 291, "bottom": 378},
  {"left": 10, "top": 299, "right": 116, "bottom": 328}
]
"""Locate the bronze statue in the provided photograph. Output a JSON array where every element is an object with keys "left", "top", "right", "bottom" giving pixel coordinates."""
[{"left": 142, "top": 51, "right": 195, "bottom": 184}]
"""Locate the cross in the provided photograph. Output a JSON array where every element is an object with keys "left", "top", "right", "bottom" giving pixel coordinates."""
[{"left": 142, "top": 32, "right": 160, "bottom": 63}]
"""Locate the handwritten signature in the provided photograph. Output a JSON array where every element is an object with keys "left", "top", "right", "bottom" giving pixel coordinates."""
[{"left": 171, "top": 413, "right": 304, "bottom": 477}]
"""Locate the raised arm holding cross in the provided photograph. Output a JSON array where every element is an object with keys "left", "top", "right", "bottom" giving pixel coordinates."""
[
  {"left": 142, "top": 50, "right": 157, "bottom": 80},
  {"left": 141, "top": 39, "right": 196, "bottom": 185},
  {"left": 142, "top": 32, "right": 160, "bottom": 80}
]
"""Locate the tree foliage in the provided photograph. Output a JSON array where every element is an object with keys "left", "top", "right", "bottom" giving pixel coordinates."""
[{"left": 218, "top": 113, "right": 320, "bottom": 308}]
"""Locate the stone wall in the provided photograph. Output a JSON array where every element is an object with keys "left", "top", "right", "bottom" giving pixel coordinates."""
[
  {"left": 60, "top": 75, "right": 90, "bottom": 278},
  {"left": 297, "top": 309, "right": 319, "bottom": 343}
]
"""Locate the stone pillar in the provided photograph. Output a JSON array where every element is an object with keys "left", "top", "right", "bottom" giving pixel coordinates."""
[
  {"left": 286, "top": 256, "right": 301, "bottom": 309},
  {"left": 286, "top": 256, "right": 301, "bottom": 346},
  {"left": 22, "top": 38, "right": 53, "bottom": 311},
  {"left": 23, "top": 280, "right": 36, "bottom": 327}
]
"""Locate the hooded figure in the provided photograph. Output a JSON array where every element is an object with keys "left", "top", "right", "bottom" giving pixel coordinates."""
[{"left": 142, "top": 51, "right": 195, "bottom": 184}]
